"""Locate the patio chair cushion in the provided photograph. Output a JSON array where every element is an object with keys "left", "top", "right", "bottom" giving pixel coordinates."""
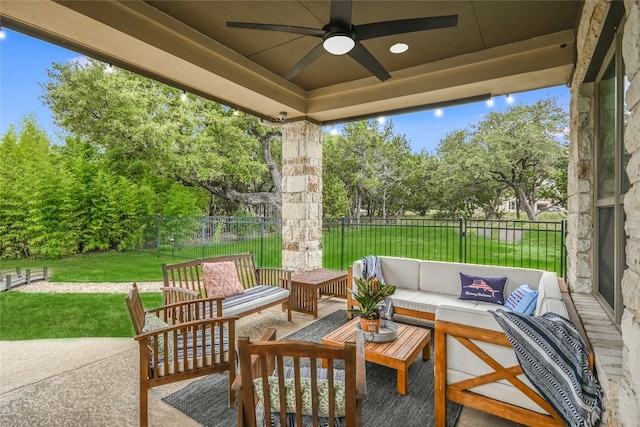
[
  {"left": 142, "top": 313, "right": 174, "bottom": 355},
  {"left": 459, "top": 273, "right": 507, "bottom": 305},
  {"left": 253, "top": 367, "right": 347, "bottom": 417},
  {"left": 202, "top": 261, "right": 245, "bottom": 298},
  {"left": 154, "top": 325, "right": 230, "bottom": 375}
]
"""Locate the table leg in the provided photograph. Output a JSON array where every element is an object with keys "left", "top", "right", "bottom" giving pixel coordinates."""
[
  {"left": 397, "top": 366, "right": 408, "bottom": 395},
  {"left": 423, "top": 340, "right": 431, "bottom": 360}
]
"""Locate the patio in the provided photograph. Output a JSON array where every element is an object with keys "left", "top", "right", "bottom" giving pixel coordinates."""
[
  {"left": 1, "top": 1, "right": 639, "bottom": 424},
  {"left": 0, "top": 295, "right": 522, "bottom": 427}
]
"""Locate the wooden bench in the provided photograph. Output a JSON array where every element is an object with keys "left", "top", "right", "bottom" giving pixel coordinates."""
[{"left": 162, "top": 253, "right": 292, "bottom": 321}]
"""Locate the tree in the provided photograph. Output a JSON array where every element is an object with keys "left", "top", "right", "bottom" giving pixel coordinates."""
[
  {"left": 0, "top": 116, "right": 78, "bottom": 258},
  {"left": 434, "top": 130, "right": 507, "bottom": 218},
  {"left": 403, "top": 151, "right": 440, "bottom": 215},
  {"left": 41, "top": 59, "right": 282, "bottom": 216},
  {"left": 472, "top": 98, "right": 568, "bottom": 220},
  {"left": 323, "top": 120, "right": 411, "bottom": 219}
]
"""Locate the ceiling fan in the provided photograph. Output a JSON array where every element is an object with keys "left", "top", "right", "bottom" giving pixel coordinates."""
[{"left": 227, "top": 0, "right": 458, "bottom": 82}]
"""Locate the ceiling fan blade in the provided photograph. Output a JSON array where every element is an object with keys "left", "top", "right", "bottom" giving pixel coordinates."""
[
  {"left": 227, "top": 22, "right": 325, "bottom": 37},
  {"left": 329, "top": 0, "right": 352, "bottom": 26},
  {"left": 356, "top": 15, "right": 458, "bottom": 40},
  {"left": 348, "top": 42, "right": 390, "bottom": 81},
  {"left": 284, "top": 43, "right": 326, "bottom": 80}
]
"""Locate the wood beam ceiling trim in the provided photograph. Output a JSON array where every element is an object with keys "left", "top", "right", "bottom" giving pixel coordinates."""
[{"left": 306, "top": 30, "right": 575, "bottom": 119}]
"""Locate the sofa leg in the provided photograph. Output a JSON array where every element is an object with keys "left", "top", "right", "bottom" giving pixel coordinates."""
[{"left": 434, "top": 329, "right": 446, "bottom": 427}]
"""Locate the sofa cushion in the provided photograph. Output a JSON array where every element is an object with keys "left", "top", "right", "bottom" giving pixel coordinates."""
[
  {"left": 419, "top": 261, "right": 545, "bottom": 297},
  {"left": 202, "top": 261, "right": 245, "bottom": 299},
  {"left": 353, "top": 257, "right": 420, "bottom": 290},
  {"left": 391, "top": 289, "right": 480, "bottom": 315},
  {"left": 505, "top": 284, "right": 539, "bottom": 315},
  {"left": 459, "top": 273, "right": 507, "bottom": 305},
  {"left": 537, "top": 297, "right": 569, "bottom": 317},
  {"left": 221, "top": 285, "right": 289, "bottom": 317}
]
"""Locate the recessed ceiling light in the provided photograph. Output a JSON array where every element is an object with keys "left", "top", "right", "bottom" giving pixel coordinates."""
[{"left": 390, "top": 43, "right": 408, "bottom": 54}]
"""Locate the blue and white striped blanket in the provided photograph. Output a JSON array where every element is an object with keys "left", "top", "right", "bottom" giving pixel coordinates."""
[{"left": 491, "top": 309, "right": 603, "bottom": 427}]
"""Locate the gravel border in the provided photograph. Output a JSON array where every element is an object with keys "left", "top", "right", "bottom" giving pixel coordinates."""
[{"left": 9, "top": 281, "right": 165, "bottom": 293}]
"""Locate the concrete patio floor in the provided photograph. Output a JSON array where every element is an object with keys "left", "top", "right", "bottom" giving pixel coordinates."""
[{"left": 0, "top": 299, "right": 520, "bottom": 426}]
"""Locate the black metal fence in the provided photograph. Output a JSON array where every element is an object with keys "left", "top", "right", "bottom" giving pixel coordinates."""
[{"left": 131, "top": 216, "right": 567, "bottom": 276}]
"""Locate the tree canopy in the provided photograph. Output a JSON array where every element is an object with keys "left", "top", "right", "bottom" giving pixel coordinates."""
[{"left": 41, "top": 59, "right": 282, "bottom": 216}]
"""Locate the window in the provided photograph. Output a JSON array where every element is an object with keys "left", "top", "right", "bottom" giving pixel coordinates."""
[{"left": 594, "top": 31, "right": 629, "bottom": 325}]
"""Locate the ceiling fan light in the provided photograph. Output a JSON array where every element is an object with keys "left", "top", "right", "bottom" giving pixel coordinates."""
[{"left": 323, "top": 34, "right": 355, "bottom": 55}]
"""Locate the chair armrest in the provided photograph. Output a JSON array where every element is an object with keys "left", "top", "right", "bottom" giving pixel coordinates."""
[
  {"left": 355, "top": 330, "right": 367, "bottom": 399},
  {"left": 232, "top": 327, "right": 278, "bottom": 392},
  {"left": 134, "top": 315, "right": 238, "bottom": 341}
]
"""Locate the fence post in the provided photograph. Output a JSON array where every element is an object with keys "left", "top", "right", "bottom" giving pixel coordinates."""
[
  {"left": 43, "top": 267, "right": 48, "bottom": 280},
  {"left": 156, "top": 215, "right": 162, "bottom": 258},
  {"left": 202, "top": 216, "right": 206, "bottom": 259},
  {"left": 340, "top": 217, "right": 346, "bottom": 271},
  {"left": 561, "top": 219, "right": 567, "bottom": 280},
  {"left": 260, "top": 217, "right": 266, "bottom": 266},
  {"left": 458, "top": 218, "right": 464, "bottom": 264}
]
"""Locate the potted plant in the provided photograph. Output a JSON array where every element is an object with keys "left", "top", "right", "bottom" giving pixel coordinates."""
[{"left": 348, "top": 277, "right": 396, "bottom": 333}]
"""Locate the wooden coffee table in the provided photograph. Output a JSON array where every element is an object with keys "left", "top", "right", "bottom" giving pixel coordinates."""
[
  {"left": 322, "top": 317, "right": 431, "bottom": 395},
  {"left": 290, "top": 269, "right": 348, "bottom": 318}
]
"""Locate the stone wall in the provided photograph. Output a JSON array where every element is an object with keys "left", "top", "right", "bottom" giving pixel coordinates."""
[
  {"left": 620, "top": 0, "right": 640, "bottom": 424},
  {"left": 567, "top": 82, "right": 595, "bottom": 294},
  {"left": 281, "top": 120, "right": 323, "bottom": 272},
  {"left": 568, "top": 0, "right": 640, "bottom": 424}
]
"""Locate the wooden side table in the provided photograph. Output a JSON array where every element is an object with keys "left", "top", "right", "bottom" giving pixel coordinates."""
[{"left": 290, "top": 269, "right": 348, "bottom": 318}]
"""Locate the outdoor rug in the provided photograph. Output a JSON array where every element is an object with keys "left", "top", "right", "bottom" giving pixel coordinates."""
[{"left": 162, "top": 310, "right": 462, "bottom": 426}]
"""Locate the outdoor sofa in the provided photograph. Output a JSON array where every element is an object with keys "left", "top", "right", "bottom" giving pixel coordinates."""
[{"left": 347, "top": 256, "right": 593, "bottom": 426}]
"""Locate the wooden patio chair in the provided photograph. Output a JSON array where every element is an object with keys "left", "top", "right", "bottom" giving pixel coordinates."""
[
  {"left": 126, "top": 284, "right": 238, "bottom": 427},
  {"left": 233, "top": 329, "right": 367, "bottom": 427}
]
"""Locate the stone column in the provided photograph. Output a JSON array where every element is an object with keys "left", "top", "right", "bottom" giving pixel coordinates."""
[
  {"left": 620, "top": 2, "right": 640, "bottom": 424},
  {"left": 281, "top": 120, "right": 323, "bottom": 272},
  {"left": 566, "top": 82, "right": 595, "bottom": 294}
]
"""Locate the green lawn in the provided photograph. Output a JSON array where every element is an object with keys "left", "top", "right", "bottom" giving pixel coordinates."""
[
  {"left": 0, "top": 251, "right": 176, "bottom": 282},
  {"left": 0, "top": 292, "right": 163, "bottom": 340}
]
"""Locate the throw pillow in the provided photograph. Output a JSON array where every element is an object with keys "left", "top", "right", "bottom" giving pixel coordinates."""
[
  {"left": 459, "top": 272, "right": 507, "bottom": 305},
  {"left": 202, "top": 261, "right": 245, "bottom": 299},
  {"left": 142, "top": 313, "right": 174, "bottom": 358},
  {"left": 505, "top": 284, "right": 539, "bottom": 315},
  {"left": 253, "top": 376, "right": 346, "bottom": 417}
]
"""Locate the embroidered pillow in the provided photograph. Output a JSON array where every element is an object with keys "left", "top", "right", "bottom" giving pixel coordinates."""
[
  {"left": 202, "top": 261, "right": 245, "bottom": 298},
  {"left": 505, "top": 284, "right": 539, "bottom": 315},
  {"left": 459, "top": 272, "right": 507, "bottom": 305},
  {"left": 253, "top": 376, "right": 346, "bottom": 417}
]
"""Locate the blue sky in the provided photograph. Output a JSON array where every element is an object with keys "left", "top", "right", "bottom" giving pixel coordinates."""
[{"left": 1, "top": 28, "right": 569, "bottom": 153}]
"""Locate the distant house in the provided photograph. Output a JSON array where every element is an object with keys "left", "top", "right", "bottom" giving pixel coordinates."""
[{"left": 501, "top": 198, "right": 559, "bottom": 213}]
